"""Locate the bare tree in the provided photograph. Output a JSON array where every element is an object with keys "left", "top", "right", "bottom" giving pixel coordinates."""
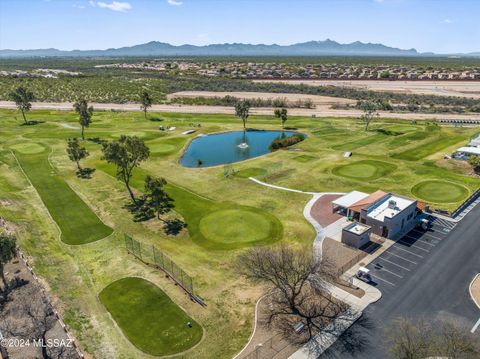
[
  {"left": 1, "top": 282, "right": 80, "bottom": 359},
  {"left": 237, "top": 246, "right": 354, "bottom": 346},
  {"left": 387, "top": 318, "right": 480, "bottom": 359},
  {"left": 359, "top": 101, "right": 380, "bottom": 131}
]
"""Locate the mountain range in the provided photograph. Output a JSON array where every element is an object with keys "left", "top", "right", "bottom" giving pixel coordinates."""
[
  {"left": 1, "top": 39, "right": 479, "bottom": 58},
  {"left": 0, "top": 39, "right": 423, "bottom": 58}
]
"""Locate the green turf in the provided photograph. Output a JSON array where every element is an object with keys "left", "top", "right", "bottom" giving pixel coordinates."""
[
  {"left": 10, "top": 143, "right": 45, "bottom": 154},
  {"left": 293, "top": 155, "right": 317, "bottom": 163},
  {"left": 392, "top": 135, "right": 466, "bottom": 161},
  {"left": 199, "top": 209, "right": 278, "bottom": 245},
  {"left": 14, "top": 148, "right": 113, "bottom": 244},
  {"left": 146, "top": 137, "right": 187, "bottom": 157},
  {"left": 331, "top": 133, "right": 388, "bottom": 151},
  {"left": 95, "top": 161, "right": 283, "bottom": 249},
  {"left": 99, "top": 277, "right": 203, "bottom": 356},
  {"left": 332, "top": 160, "right": 397, "bottom": 181},
  {"left": 235, "top": 167, "right": 268, "bottom": 178},
  {"left": 411, "top": 180, "right": 469, "bottom": 203}
]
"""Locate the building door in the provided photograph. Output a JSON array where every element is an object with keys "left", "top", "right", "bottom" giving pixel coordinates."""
[{"left": 382, "top": 226, "right": 389, "bottom": 238}]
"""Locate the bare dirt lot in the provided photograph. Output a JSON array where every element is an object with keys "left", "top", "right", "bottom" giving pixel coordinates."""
[
  {"left": 167, "top": 91, "right": 356, "bottom": 106},
  {"left": 253, "top": 80, "right": 480, "bottom": 99}
]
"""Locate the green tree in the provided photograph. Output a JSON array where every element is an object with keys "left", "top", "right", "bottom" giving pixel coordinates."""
[
  {"left": 66, "top": 138, "right": 89, "bottom": 171},
  {"left": 235, "top": 100, "right": 251, "bottom": 130},
  {"left": 274, "top": 108, "right": 288, "bottom": 129},
  {"left": 143, "top": 175, "right": 174, "bottom": 220},
  {"left": 9, "top": 87, "right": 35, "bottom": 125},
  {"left": 73, "top": 99, "right": 93, "bottom": 141},
  {"left": 102, "top": 136, "right": 150, "bottom": 203},
  {"left": 359, "top": 101, "right": 380, "bottom": 131},
  {"left": 0, "top": 234, "right": 16, "bottom": 290},
  {"left": 468, "top": 155, "right": 480, "bottom": 174},
  {"left": 140, "top": 91, "right": 153, "bottom": 119}
]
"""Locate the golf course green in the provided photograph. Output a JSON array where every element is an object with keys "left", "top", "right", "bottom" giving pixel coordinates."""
[
  {"left": 99, "top": 277, "right": 203, "bottom": 356},
  {"left": 411, "top": 180, "right": 469, "bottom": 203},
  {"left": 332, "top": 160, "right": 397, "bottom": 181}
]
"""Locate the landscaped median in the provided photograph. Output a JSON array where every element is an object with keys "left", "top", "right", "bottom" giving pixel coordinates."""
[
  {"left": 12, "top": 144, "right": 113, "bottom": 245},
  {"left": 99, "top": 277, "right": 203, "bottom": 356}
]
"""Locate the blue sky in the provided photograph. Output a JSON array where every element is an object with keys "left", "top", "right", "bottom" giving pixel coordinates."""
[{"left": 1, "top": 0, "right": 479, "bottom": 53}]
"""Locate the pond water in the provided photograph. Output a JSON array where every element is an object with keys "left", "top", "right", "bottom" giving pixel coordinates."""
[{"left": 180, "top": 130, "right": 301, "bottom": 168}]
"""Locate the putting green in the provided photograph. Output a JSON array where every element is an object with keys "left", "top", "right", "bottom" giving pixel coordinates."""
[
  {"left": 235, "top": 167, "right": 267, "bottom": 178},
  {"left": 150, "top": 143, "right": 176, "bottom": 154},
  {"left": 332, "top": 160, "right": 397, "bottom": 181},
  {"left": 99, "top": 277, "right": 202, "bottom": 356},
  {"left": 10, "top": 143, "right": 45, "bottom": 154},
  {"left": 199, "top": 208, "right": 281, "bottom": 247},
  {"left": 411, "top": 180, "right": 469, "bottom": 203}
]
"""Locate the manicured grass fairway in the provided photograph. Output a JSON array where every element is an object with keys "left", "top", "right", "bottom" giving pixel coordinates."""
[
  {"left": 392, "top": 135, "right": 466, "bottom": 161},
  {"left": 95, "top": 161, "right": 283, "bottom": 249},
  {"left": 332, "top": 160, "right": 397, "bottom": 181},
  {"left": 147, "top": 137, "right": 187, "bottom": 157},
  {"left": 99, "top": 277, "right": 202, "bottom": 356},
  {"left": 14, "top": 147, "right": 113, "bottom": 244},
  {"left": 411, "top": 180, "right": 469, "bottom": 203}
]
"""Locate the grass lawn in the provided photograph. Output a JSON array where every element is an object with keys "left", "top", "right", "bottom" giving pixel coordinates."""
[
  {"left": 332, "top": 160, "right": 397, "bottom": 181},
  {"left": 392, "top": 135, "right": 467, "bottom": 161},
  {"left": 13, "top": 146, "right": 113, "bottom": 245},
  {"left": 411, "top": 180, "right": 470, "bottom": 204},
  {"left": 99, "top": 277, "right": 203, "bottom": 356},
  {"left": 1, "top": 108, "right": 479, "bottom": 359},
  {"left": 94, "top": 161, "right": 283, "bottom": 250},
  {"left": 235, "top": 167, "right": 268, "bottom": 178}
]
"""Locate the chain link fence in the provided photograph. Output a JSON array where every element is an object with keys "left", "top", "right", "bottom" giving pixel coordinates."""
[{"left": 124, "top": 234, "right": 204, "bottom": 305}]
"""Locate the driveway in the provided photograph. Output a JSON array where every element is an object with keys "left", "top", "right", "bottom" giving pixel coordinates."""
[{"left": 323, "top": 204, "right": 480, "bottom": 358}]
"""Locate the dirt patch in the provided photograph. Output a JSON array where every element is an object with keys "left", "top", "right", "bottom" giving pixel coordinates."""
[
  {"left": 0, "top": 256, "right": 81, "bottom": 359},
  {"left": 334, "top": 278, "right": 365, "bottom": 298},
  {"left": 253, "top": 80, "right": 480, "bottom": 99},
  {"left": 238, "top": 295, "right": 300, "bottom": 359},
  {"left": 310, "top": 194, "right": 343, "bottom": 227},
  {"left": 471, "top": 274, "right": 480, "bottom": 308},
  {"left": 323, "top": 237, "right": 368, "bottom": 275}
]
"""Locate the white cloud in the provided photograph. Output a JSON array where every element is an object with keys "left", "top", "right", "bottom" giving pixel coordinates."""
[
  {"left": 443, "top": 19, "right": 454, "bottom": 24},
  {"left": 90, "top": 1, "right": 132, "bottom": 12},
  {"left": 167, "top": 0, "right": 183, "bottom": 6}
]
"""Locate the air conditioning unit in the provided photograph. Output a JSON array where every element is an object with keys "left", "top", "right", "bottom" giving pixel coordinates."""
[{"left": 388, "top": 200, "right": 397, "bottom": 209}]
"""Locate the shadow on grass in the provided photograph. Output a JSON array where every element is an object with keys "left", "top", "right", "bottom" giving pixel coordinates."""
[
  {"left": 149, "top": 117, "right": 164, "bottom": 122},
  {"left": 20, "top": 120, "right": 45, "bottom": 126},
  {"left": 76, "top": 168, "right": 96, "bottom": 179}
]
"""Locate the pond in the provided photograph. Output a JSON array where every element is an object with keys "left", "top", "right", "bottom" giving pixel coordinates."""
[{"left": 179, "top": 130, "right": 302, "bottom": 168}]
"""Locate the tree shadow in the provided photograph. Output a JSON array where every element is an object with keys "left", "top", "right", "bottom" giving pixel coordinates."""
[
  {"left": 149, "top": 117, "right": 164, "bottom": 122},
  {"left": 20, "top": 120, "right": 45, "bottom": 126},
  {"left": 163, "top": 218, "right": 187, "bottom": 235},
  {"left": 124, "top": 197, "right": 155, "bottom": 222},
  {"left": 76, "top": 168, "right": 96, "bottom": 179}
]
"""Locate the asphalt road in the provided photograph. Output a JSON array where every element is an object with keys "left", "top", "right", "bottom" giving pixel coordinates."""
[{"left": 325, "top": 204, "right": 480, "bottom": 358}]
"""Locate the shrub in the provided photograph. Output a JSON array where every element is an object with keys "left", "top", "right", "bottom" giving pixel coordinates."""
[{"left": 269, "top": 134, "right": 305, "bottom": 151}]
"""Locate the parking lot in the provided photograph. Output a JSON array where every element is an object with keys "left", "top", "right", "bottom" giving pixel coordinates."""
[{"left": 365, "top": 216, "right": 456, "bottom": 295}]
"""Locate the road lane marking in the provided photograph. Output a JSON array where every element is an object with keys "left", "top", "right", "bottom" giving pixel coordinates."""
[
  {"left": 377, "top": 257, "right": 411, "bottom": 271},
  {"left": 386, "top": 251, "right": 418, "bottom": 265},
  {"left": 411, "top": 229, "right": 445, "bottom": 240},
  {"left": 471, "top": 317, "right": 480, "bottom": 333},
  {"left": 392, "top": 245, "right": 424, "bottom": 258},
  {"left": 398, "top": 240, "right": 430, "bottom": 253}
]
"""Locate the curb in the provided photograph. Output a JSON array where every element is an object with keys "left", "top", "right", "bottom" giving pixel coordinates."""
[{"left": 469, "top": 273, "right": 480, "bottom": 310}]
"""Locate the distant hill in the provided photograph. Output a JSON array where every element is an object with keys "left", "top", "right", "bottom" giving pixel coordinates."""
[{"left": 0, "top": 39, "right": 421, "bottom": 58}]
